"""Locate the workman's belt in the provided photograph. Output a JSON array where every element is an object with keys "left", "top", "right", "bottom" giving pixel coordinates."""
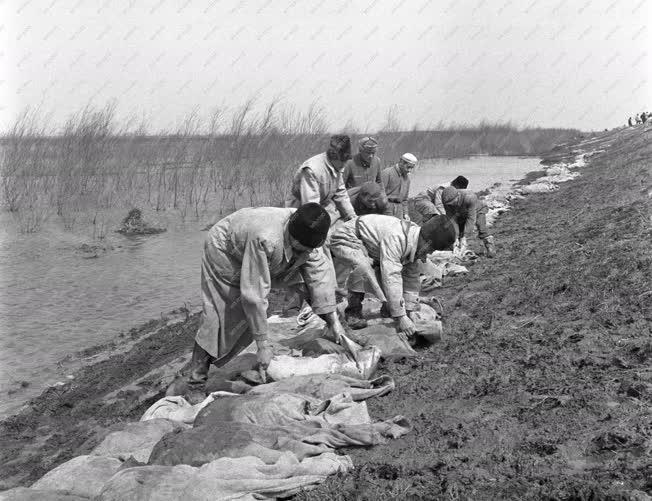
[{"left": 387, "top": 197, "right": 403, "bottom": 203}]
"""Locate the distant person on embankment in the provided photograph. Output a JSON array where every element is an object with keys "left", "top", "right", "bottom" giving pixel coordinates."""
[
  {"left": 329, "top": 214, "right": 456, "bottom": 331},
  {"left": 414, "top": 177, "right": 496, "bottom": 257},
  {"left": 342, "top": 136, "right": 383, "bottom": 189},
  {"left": 628, "top": 117, "right": 633, "bottom": 127},
  {"left": 167, "top": 203, "right": 345, "bottom": 404},
  {"left": 381, "top": 153, "right": 417, "bottom": 220},
  {"left": 285, "top": 135, "right": 356, "bottom": 227}
]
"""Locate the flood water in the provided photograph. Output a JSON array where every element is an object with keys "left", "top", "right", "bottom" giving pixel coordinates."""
[{"left": 0, "top": 155, "right": 542, "bottom": 417}]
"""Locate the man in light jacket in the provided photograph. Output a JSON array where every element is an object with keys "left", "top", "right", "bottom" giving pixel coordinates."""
[
  {"left": 381, "top": 153, "right": 417, "bottom": 220},
  {"left": 413, "top": 177, "right": 496, "bottom": 257},
  {"left": 168, "top": 203, "right": 345, "bottom": 403},
  {"left": 329, "top": 214, "right": 456, "bottom": 331},
  {"left": 286, "top": 135, "right": 356, "bottom": 226}
]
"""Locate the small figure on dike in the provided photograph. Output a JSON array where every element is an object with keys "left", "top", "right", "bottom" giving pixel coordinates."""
[
  {"left": 342, "top": 136, "right": 383, "bottom": 189},
  {"left": 329, "top": 214, "right": 456, "bottom": 331},
  {"left": 381, "top": 153, "right": 417, "bottom": 220},
  {"left": 167, "top": 203, "right": 345, "bottom": 404}
]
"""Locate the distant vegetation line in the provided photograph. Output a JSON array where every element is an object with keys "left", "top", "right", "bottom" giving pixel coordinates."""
[{"left": 1, "top": 102, "right": 580, "bottom": 235}]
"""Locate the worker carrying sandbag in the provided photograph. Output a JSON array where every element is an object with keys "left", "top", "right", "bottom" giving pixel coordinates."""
[
  {"left": 167, "top": 203, "right": 345, "bottom": 404},
  {"left": 413, "top": 176, "right": 496, "bottom": 257},
  {"left": 328, "top": 214, "right": 456, "bottom": 332}
]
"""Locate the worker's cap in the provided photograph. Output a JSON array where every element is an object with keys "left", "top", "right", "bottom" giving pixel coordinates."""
[
  {"left": 358, "top": 136, "right": 378, "bottom": 153},
  {"left": 289, "top": 203, "right": 331, "bottom": 248},
  {"left": 450, "top": 175, "right": 469, "bottom": 189},
  {"left": 441, "top": 186, "right": 459, "bottom": 205},
  {"left": 400, "top": 153, "right": 418, "bottom": 165},
  {"left": 327, "top": 135, "right": 352, "bottom": 162},
  {"left": 420, "top": 215, "right": 456, "bottom": 251}
]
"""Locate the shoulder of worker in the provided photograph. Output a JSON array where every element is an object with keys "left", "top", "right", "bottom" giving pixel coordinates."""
[
  {"left": 226, "top": 207, "right": 292, "bottom": 241},
  {"left": 458, "top": 189, "right": 478, "bottom": 206},
  {"left": 299, "top": 152, "right": 328, "bottom": 170}
]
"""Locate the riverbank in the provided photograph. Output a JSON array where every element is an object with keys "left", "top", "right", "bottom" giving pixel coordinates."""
[{"left": 1, "top": 125, "right": 649, "bottom": 498}]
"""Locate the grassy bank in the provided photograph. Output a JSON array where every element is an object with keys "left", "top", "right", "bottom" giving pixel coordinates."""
[
  {"left": 298, "top": 126, "right": 652, "bottom": 499},
  {"left": 0, "top": 126, "right": 648, "bottom": 498}
]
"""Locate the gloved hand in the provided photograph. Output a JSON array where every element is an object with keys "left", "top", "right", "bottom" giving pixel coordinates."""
[{"left": 396, "top": 315, "right": 416, "bottom": 336}]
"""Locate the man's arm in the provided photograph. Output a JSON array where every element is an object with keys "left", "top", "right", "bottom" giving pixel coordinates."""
[
  {"left": 333, "top": 173, "right": 356, "bottom": 221},
  {"left": 378, "top": 236, "right": 408, "bottom": 317},
  {"left": 298, "top": 167, "right": 322, "bottom": 205},
  {"left": 432, "top": 187, "right": 447, "bottom": 215},
  {"left": 239, "top": 237, "right": 272, "bottom": 341},
  {"left": 299, "top": 248, "right": 337, "bottom": 316}
]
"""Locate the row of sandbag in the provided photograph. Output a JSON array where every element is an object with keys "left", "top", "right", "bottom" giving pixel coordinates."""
[{"left": 1, "top": 309, "right": 438, "bottom": 501}]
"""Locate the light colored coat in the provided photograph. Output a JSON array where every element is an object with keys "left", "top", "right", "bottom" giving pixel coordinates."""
[
  {"left": 285, "top": 152, "right": 356, "bottom": 224},
  {"left": 381, "top": 165, "right": 410, "bottom": 219},
  {"left": 196, "top": 207, "right": 336, "bottom": 361},
  {"left": 329, "top": 214, "right": 421, "bottom": 317}
]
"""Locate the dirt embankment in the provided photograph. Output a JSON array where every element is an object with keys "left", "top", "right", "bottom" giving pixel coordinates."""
[
  {"left": 297, "top": 127, "right": 652, "bottom": 500},
  {"left": 0, "top": 126, "right": 650, "bottom": 499}
]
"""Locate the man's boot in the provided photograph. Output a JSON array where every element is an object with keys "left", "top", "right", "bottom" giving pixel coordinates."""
[
  {"left": 380, "top": 302, "right": 392, "bottom": 318},
  {"left": 167, "top": 342, "right": 214, "bottom": 405},
  {"left": 344, "top": 291, "right": 368, "bottom": 329},
  {"left": 483, "top": 235, "right": 496, "bottom": 258}
]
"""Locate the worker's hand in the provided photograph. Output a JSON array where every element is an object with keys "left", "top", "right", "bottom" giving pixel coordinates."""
[
  {"left": 396, "top": 315, "right": 416, "bottom": 337},
  {"left": 322, "top": 312, "right": 345, "bottom": 344},
  {"left": 404, "top": 214, "right": 411, "bottom": 222},
  {"left": 255, "top": 339, "right": 273, "bottom": 383},
  {"left": 453, "top": 239, "right": 461, "bottom": 255}
]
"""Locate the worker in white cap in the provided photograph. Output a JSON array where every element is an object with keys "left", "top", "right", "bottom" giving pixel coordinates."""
[{"left": 381, "top": 153, "right": 417, "bottom": 220}]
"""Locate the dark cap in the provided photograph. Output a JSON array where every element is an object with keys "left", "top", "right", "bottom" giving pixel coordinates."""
[
  {"left": 288, "top": 203, "right": 331, "bottom": 248},
  {"left": 451, "top": 176, "right": 469, "bottom": 189},
  {"left": 420, "top": 215, "right": 456, "bottom": 251}
]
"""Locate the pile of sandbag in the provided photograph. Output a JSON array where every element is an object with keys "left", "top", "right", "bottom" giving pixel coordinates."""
[
  {"left": 2, "top": 320, "right": 423, "bottom": 500},
  {"left": 517, "top": 154, "right": 586, "bottom": 195}
]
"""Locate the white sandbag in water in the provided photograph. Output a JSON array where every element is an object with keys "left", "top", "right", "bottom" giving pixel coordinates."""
[
  {"left": 30, "top": 455, "right": 123, "bottom": 499},
  {"left": 91, "top": 418, "right": 186, "bottom": 463}
]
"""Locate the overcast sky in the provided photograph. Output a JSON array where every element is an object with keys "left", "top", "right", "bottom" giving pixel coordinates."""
[{"left": 2, "top": 0, "right": 651, "bottom": 132}]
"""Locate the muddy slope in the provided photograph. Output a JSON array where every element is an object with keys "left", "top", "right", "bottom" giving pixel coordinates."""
[{"left": 297, "top": 127, "right": 652, "bottom": 500}]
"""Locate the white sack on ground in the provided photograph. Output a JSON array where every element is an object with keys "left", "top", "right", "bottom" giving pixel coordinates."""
[
  {"left": 141, "top": 391, "right": 238, "bottom": 424},
  {"left": 30, "top": 455, "right": 123, "bottom": 498},
  {"left": 91, "top": 419, "right": 186, "bottom": 463},
  {"left": 97, "top": 452, "right": 353, "bottom": 501}
]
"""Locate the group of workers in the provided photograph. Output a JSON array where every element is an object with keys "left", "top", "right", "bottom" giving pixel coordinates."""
[
  {"left": 628, "top": 112, "right": 649, "bottom": 127},
  {"left": 169, "top": 134, "right": 498, "bottom": 403}
]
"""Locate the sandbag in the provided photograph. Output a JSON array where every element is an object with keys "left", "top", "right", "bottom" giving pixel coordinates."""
[
  {"left": 30, "top": 455, "right": 123, "bottom": 498},
  {"left": 247, "top": 374, "right": 395, "bottom": 401},
  {"left": 266, "top": 345, "right": 380, "bottom": 381},
  {"left": 91, "top": 419, "right": 186, "bottom": 463},
  {"left": 195, "top": 392, "right": 372, "bottom": 428},
  {"left": 97, "top": 452, "right": 353, "bottom": 501},
  {"left": 0, "top": 487, "right": 89, "bottom": 501},
  {"left": 141, "top": 391, "right": 238, "bottom": 425}
]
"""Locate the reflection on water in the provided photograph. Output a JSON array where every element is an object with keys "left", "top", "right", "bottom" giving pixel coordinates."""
[{"left": 0, "top": 155, "right": 542, "bottom": 417}]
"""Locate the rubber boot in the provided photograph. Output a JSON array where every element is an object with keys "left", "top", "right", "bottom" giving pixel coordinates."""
[
  {"left": 166, "top": 342, "right": 215, "bottom": 405},
  {"left": 483, "top": 235, "right": 496, "bottom": 258},
  {"left": 344, "top": 291, "right": 368, "bottom": 329},
  {"left": 380, "top": 302, "right": 392, "bottom": 319}
]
